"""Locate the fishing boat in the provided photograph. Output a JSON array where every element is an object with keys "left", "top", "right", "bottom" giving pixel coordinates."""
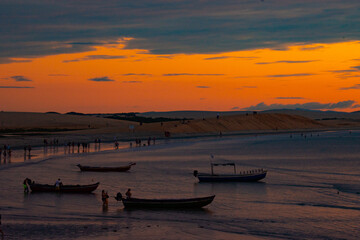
[
  {"left": 115, "top": 193, "right": 215, "bottom": 209},
  {"left": 193, "top": 162, "right": 267, "bottom": 182},
  {"left": 29, "top": 182, "right": 100, "bottom": 193},
  {"left": 77, "top": 162, "right": 136, "bottom": 172}
]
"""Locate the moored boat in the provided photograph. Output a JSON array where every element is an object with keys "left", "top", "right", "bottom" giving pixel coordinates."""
[
  {"left": 115, "top": 193, "right": 215, "bottom": 209},
  {"left": 29, "top": 182, "right": 100, "bottom": 193},
  {"left": 194, "top": 162, "right": 267, "bottom": 182},
  {"left": 77, "top": 162, "right": 136, "bottom": 172}
]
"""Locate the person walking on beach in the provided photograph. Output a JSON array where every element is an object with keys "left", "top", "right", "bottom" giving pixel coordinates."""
[
  {"left": 126, "top": 188, "right": 132, "bottom": 199},
  {"left": 28, "top": 145, "right": 32, "bottom": 157},
  {"left": 55, "top": 178, "right": 62, "bottom": 190},
  {"left": 0, "top": 214, "right": 4, "bottom": 239},
  {"left": 102, "top": 190, "right": 109, "bottom": 206}
]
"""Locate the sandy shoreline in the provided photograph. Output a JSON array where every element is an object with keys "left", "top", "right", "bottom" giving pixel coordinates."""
[{"left": 1, "top": 111, "right": 360, "bottom": 150}]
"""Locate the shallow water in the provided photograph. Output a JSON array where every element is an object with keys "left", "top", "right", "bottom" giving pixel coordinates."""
[{"left": 0, "top": 131, "right": 359, "bottom": 239}]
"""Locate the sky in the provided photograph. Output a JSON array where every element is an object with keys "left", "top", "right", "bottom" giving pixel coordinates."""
[{"left": 1, "top": 0, "right": 360, "bottom": 113}]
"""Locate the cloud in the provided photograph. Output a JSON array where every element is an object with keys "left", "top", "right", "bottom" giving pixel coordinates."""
[
  {"left": 122, "top": 80, "right": 142, "bottom": 83},
  {"left": 0, "top": 86, "right": 34, "bottom": 88},
  {"left": 48, "top": 74, "right": 69, "bottom": 76},
  {"left": 300, "top": 46, "right": 324, "bottom": 51},
  {"left": 236, "top": 86, "right": 257, "bottom": 89},
  {"left": 10, "top": 76, "right": 32, "bottom": 82},
  {"left": 231, "top": 106, "right": 240, "bottom": 110},
  {"left": 256, "top": 60, "right": 316, "bottom": 65},
  {"left": 3, "top": 1, "right": 360, "bottom": 62},
  {"left": 275, "top": 97, "right": 305, "bottom": 99},
  {"left": 329, "top": 69, "right": 358, "bottom": 73},
  {"left": 204, "top": 56, "right": 257, "bottom": 60},
  {"left": 163, "top": 73, "right": 224, "bottom": 76},
  {"left": 243, "top": 100, "right": 356, "bottom": 111},
  {"left": 88, "top": 76, "right": 115, "bottom": 82},
  {"left": 122, "top": 73, "right": 152, "bottom": 76},
  {"left": 339, "top": 84, "right": 360, "bottom": 90},
  {"left": 352, "top": 66, "right": 360, "bottom": 70},
  {"left": 196, "top": 86, "right": 210, "bottom": 88},
  {"left": 267, "top": 73, "right": 314, "bottom": 78},
  {"left": 63, "top": 55, "right": 127, "bottom": 63}
]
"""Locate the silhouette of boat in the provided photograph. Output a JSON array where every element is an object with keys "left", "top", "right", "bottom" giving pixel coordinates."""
[
  {"left": 194, "top": 162, "right": 267, "bottom": 182},
  {"left": 77, "top": 163, "right": 136, "bottom": 172},
  {"left": 115, "top": 193, "right": 215, "bottom": 209},
  {"left": 29, "top": 182, "right": 99, "bottom": 193}
]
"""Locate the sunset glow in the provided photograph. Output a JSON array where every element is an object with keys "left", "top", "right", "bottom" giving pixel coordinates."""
[
  {"left": 1, "top": 40, "right": 360, "bottom": 113},
  {"left": 2, "top": 1, "right": 360, "bottom": 113}
]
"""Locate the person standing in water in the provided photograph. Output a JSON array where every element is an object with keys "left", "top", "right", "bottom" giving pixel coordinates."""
[
  {"left": 125, "top": 188, "right": 132, "bottom": 199},
  {"left": 102, "top": 190, "right": 109, "bottom": 206}
]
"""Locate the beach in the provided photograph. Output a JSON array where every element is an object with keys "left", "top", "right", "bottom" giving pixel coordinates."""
[{"left": 0, "top": 128, "right": 359, "bottom": 239}]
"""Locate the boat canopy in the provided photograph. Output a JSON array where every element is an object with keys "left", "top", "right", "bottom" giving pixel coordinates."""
[
  {"left": 210, "top": 162, "right": 236, "bottom": 174},
  {"left": 211, "top": 162, "right": 235, "bottom": 166}
]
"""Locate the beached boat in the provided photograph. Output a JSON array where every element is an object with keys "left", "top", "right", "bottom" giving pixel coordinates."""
[
  {"left": 115, "top": 193, "right": 215, "bottom": 209},
  {"left": 29, "top": 182, "right": 100, "bottom": 193},
  {"left": 194, "top": 162, "right": 267, "bottom": 182},
  {"left": 77, "top": 162, "right": 136, "bottom": 172}
]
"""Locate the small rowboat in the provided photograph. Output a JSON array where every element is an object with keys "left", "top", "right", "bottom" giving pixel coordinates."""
[
  {"left": 115, "top": 193, "right": 215, "bottom": 209},
  {"left": 194, "top": 162, "right": 267, "bottom": 182},
  {"left": 77, "top": 163, "right": 136, "bottom": 172},
  {"left": 29, "top": 182, "right": 99, "bottom": 193}
]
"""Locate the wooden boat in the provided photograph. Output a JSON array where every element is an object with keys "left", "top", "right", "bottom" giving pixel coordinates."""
[
  {"left": 194, "top": 162, "right": 267, "bottom": 182},
  {"left": 77, "top": 162, "right": 136, "bottom": 172},
  {"left": 29, "top": 182, "right": 100, "bottom": 193},
  {"left": 115, "top": 193, "right": 215, "bottom": 209}
]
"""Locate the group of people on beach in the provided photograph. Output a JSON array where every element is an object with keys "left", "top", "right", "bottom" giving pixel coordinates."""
[
  {"left": 134, "top": 137, "right": 156, "bottom": 147},
  {"left": 0, "top": 144, "right": 12, "bottom": 160}
]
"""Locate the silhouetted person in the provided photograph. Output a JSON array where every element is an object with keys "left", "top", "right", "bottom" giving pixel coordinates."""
[{"left": 126, "top": 188, "right": 132, "bottom": 199}]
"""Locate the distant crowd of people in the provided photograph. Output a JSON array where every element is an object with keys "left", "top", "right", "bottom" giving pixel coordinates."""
[
  {"left": 0, "top": 144, "right": 12, "bottom": 163},
  {"left": 133, "top": 137, "right": 156, "bottom": 147}
]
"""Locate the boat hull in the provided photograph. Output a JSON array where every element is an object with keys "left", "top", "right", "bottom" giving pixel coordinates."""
[
  {"left": 197, "top": 172, "right": 267, "bottom": 182},
  {"left": 77, "top": 163, "right": 135, "bottom": 172},
  {"left": 121, "top": 195, "right": 215, "bottom": 209},
  {"left": 29, "top": 182, "right": 100, "bottom": 193}
]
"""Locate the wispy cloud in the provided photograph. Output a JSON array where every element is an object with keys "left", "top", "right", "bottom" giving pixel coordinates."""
[
  {"left": 0, "top": 86, "right": 34, "bottom": 89},
  {"left": 243, "top": 100, "right": 356, "bottom": 111},
  {"left": 196, "top": 86, "right": 210, "bottom": 88},
  {"left": 204, "top": 56, "right": 257, "bottom": 60},
  {"left": 88, "top": 76, "right": 115, "bottom": 82},
  {"left": 267, "top": 73, "right": 314, "bottom": 78},
  {"left": 329, "top": 69, "right": 358, "bottom": 73},
  {"left": 256, "top": 60, "right": 316, "bottom": 65},
  {"left": 275, "top": 97, "right": 305, "bottom": 99},
  {"left": 48, "top": 74, "right": 69, "bottom": 76},
  {"left": 163, "top": 73, "right": 224, "bottom": 76},
  {"left": 236, "top": 86, "right": 257, "bottom": 89},
  {"left": 300, "top": 46, "right": 324, "bottom": 51},
  {"left": 10, "top": 75, "right": 32, "bottom": 82},
  {"left": 64, "top": 55, "right": 127, "bottom": 63},
  {"left": 339, "top": 84, "right": 360, "bottom": 90},
  {"left": 231, "top": 106, "right": 240, "bottom": 110},
  {"left": 122, "top": 80, "right": 142, "bottom": 83},
  {"left": 122, "top": 73, "right": 152, "bottom": 76}
]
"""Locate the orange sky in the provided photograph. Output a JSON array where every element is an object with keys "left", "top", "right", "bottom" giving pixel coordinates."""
[{"left": 1, "top": 40, "right": 360, "bottom": 113}]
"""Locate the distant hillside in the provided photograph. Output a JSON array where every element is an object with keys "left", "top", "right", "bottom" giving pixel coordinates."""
[
  {"left": 136, "top": 113, "right": 326, "bottom": 134},
  {"left": 139, "top": 109, "right": 360, "bottom": 120}
]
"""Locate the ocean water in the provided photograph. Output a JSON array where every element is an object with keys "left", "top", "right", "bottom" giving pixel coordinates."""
[{"left": 0, "top": 131, "right": 359, "bottom": 239}]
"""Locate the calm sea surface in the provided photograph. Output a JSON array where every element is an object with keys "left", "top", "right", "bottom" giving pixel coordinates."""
[{"left": 0, "top": 131, "right": 359, "bottom": 239}]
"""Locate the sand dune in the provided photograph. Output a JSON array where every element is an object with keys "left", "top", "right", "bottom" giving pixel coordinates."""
[
  {"left": 1, "top": 111, "right": 357, "bottom": 148},
  {"left": 137, "top": 113, "right": 327, "bottom": 134},
  {"left": 0, "top": 112, "right": 132, "bottom": 130}
]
